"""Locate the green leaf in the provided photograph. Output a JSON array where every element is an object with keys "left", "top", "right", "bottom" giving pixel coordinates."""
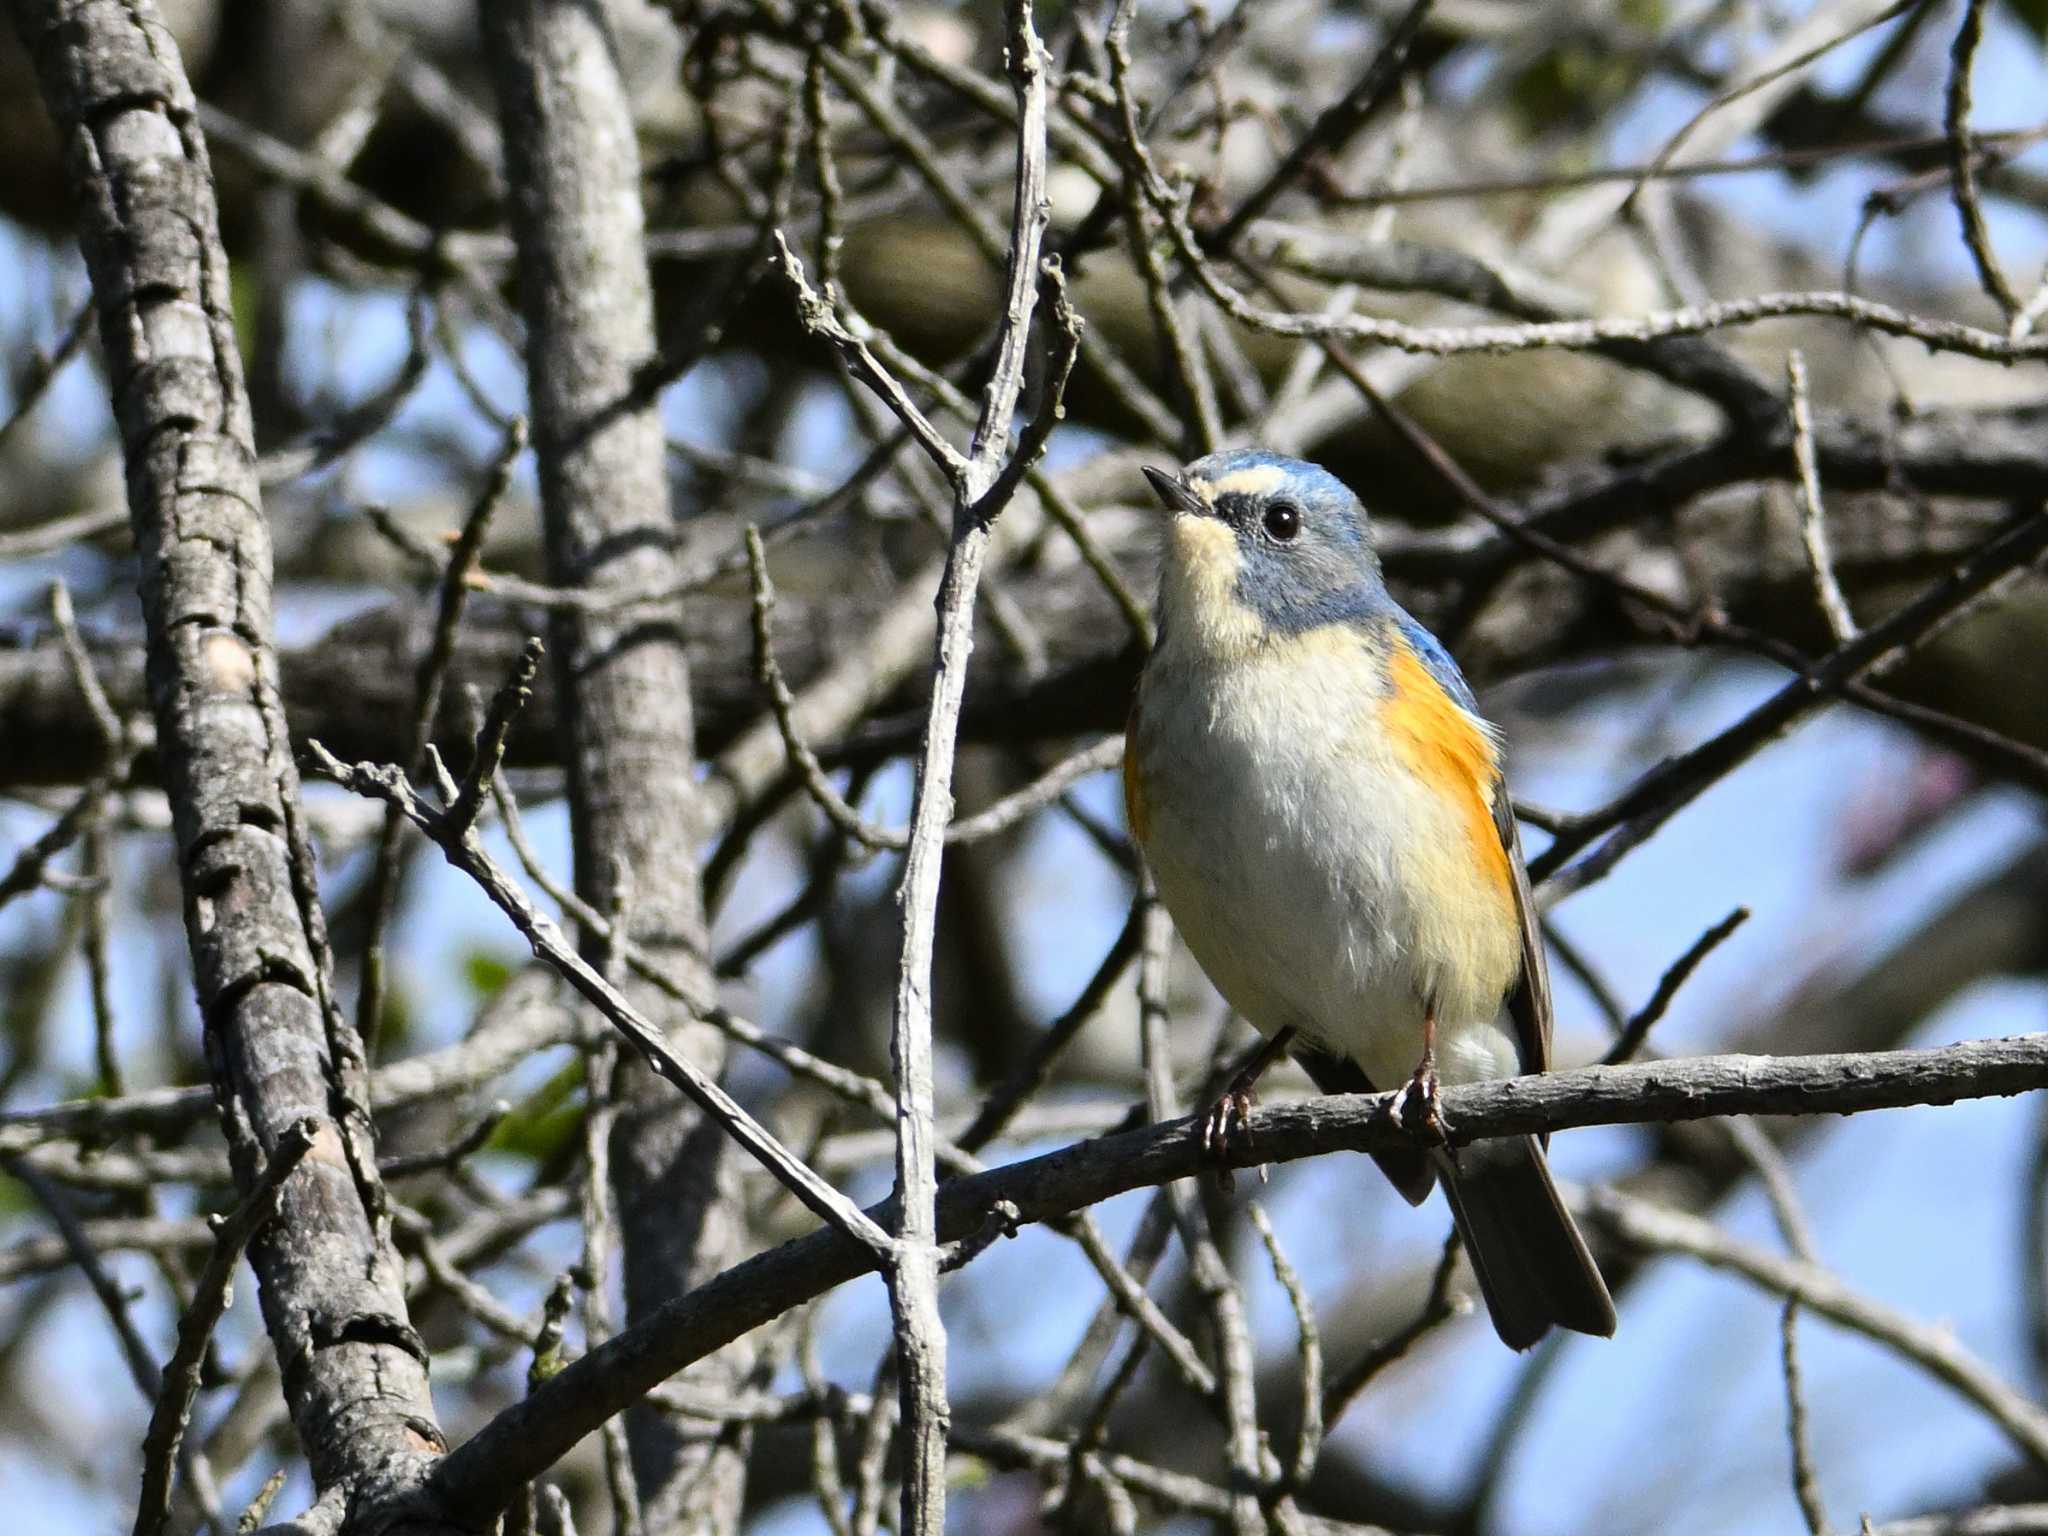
[
  {"left": 460, "top": 947, "right": 517, "bottom": 1002},
  {"left": 485, "top": 1059, "right": 587, "bottom": 1164}
]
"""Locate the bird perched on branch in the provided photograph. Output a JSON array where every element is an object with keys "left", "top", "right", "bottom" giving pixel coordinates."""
[{"left": 1125, "top": 449, "right": 1615, "bottom": 1349}]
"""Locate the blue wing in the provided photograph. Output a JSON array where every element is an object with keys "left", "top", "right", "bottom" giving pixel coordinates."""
[{"left": 1392, "top": 609, "right": 1479, "bottom": 712}]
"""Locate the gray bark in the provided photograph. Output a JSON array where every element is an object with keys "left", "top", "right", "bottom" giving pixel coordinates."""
[
  {"left": 5, "top": 0, "right": 440, "bottom": 1512},
  {"left": 481, "top": 1, "right": 749, "bottom": 1529}
]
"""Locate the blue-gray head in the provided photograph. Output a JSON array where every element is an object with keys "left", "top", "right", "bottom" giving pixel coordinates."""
[{"left": 1142, "top": 450, "right": 1385, "bottom": 651}]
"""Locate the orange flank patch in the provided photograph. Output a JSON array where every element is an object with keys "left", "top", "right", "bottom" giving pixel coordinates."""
[
  {"left": 1123, "top": 699, "right": 1150, "bottom": 844},
  {"left": 1382, "top": 644, "right": 1513, "bottom": 905}
]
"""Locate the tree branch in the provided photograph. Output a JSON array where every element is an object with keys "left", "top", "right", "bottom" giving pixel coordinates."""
[
  {"left": 426, "top": 1034, "right": 2048, "bottom": 1518},
  {"left": 308, "top": 735, "right": 894, "bottom": 1260},
  {"left": 869, "top": 5, "right": 1054, "bottom": 1527}
]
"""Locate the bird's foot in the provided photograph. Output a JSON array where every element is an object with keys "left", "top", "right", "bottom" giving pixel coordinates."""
[
  {"left": 1197, "top": 1029, "right": 1296, "bottom": 1192},
  {"left": 1200, "top": 1079, "right": 1268, "bottom": 1193},
  {"left": 1390, "top": 1056, "right": 1447, "bottom": 1145}
]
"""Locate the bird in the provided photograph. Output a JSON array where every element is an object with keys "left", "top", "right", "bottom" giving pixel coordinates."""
[{"left": 1124, "top": 448, "right": 1616, "bottom": 1350}]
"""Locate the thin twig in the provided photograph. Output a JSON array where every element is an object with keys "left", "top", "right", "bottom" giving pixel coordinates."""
[
  {"left": 1621, "top": 1, "right": 1924, "bottom": 218},
  {"left": 1246, "top": 221, "right": 1780, "bottom": 430},
  {"left": 0, "top": 297, "right": 89, "bottom": 450},
  {"left": 1863, "top": 1507, "right": 2048, "bottom": 1535},
  {"left": 48, "top": 580, "right": 122, "bottom": 751},
  {"left": 1107, "top": 0, "right": 1219, "bottom": 455},
  {"left": 133, "top": 1120, "right": 317, "bottom": 1536},
  {"left": 1535, "top": 509, "right": 2048, "bottom": 897},
  {"left": 0, "top": 505, "right": 127, "bottom": 562},
  {"left": 234, "top": 1471, "right": 287, "bottom": 1533},
  {"left": 379, "top": 1102, "right": 510, "bottom": 1179},
  {"left": 1208, "top": 0, "right": 1434, "bottom": 248},
  {"left": 1019, "top": 1187, "right": 1181, "bottom": 1434},
  {"left": 358, "top": 414, "right": 527, "bottom": 1060},
  {"left": 1787, "top": 352, "right": 1858, "bottom": 644},
  {"left": 1136, "top": 894, "right": 1264, "bottom": 1535},
  {"left": 1603, "top": 907, "right": 1750, "bottom": 1065},
  {"left": 309, "top": 706, "right": 896, "bottom": 1261},
  {"left": 582, "top": 915, "right": 642, "bottom": 1536},
  {"left": 1320, "top": 1235, "right": 1463, "bottom": 1429},
  {"left": 855, "top": 7, "right": 1057, "bottom": 1528},
  {"left": 1729, "top": 1117, "right": 1835, "bottom": 1536},
  {"left": 0, "top": 770, "right": 130, "bottom": 914},
  {"left": 1053, "top": 1208, "right": 1217, "bottom": 1401},
  {"left": 4, "top": 1152, "right": 163, "bottom": 1396},
  {"left": 1587, "top": 1184, "right": 2048, "bottom": 1472},
  {"left": 791, "top": 1310, "right": 851, "bottom": 1536},
  {"left": 1166, "top": 174, "right": 2048, "bottom": 363},
  {"left": 849, "top": 1361, "right": 895, "bottom": 1536},
  {"left": 1946, "top": 0, "right": 2023, "bottom": 326},
  {"left": 649, "top": 1378, "right": 1402, "bottom": 1532},
  {"left": 743, "top": 524, "right": 884, "bottom": 848},
  {"left": 772, "top": 233, "right": 965, "bottom": 482},
  {"left": 48, "top": 579, "right": 128, "bottom": 1100},
  {"left": 1336, "top": 125, "right": 2048, "bottom": 206},
  {"left": 257, "top": 291, "right": 439, "bottom": 488},
  {"left": 955, "top": 899, "right": 1143, "bottom": 1154},
  {"left": 1250, "top": 1203, "right": 1323, "bottom": 1498}
]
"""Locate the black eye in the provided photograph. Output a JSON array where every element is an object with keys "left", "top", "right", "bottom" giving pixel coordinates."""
[{"left": 1262, "top": 501, "right": 1302, "bottom": 542}]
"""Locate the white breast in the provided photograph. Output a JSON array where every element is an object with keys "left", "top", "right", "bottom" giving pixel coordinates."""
[{"left": 1134, "top": 628, "right": 1522, "bottom": 1091}]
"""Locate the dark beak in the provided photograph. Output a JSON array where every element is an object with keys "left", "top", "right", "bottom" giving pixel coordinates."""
[{"left": 1142, "top": 465, "right": 1206, "bottom": 515}]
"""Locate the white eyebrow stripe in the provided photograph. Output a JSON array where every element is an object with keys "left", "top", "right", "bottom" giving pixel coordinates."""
[{"left": 1208, "top": 464, "right": 1291, "bottom": 499}]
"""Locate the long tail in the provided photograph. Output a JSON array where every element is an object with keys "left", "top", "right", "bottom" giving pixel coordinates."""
[{"left": 1433, "top": 1135, "right": 1616, "bottom": 1350}]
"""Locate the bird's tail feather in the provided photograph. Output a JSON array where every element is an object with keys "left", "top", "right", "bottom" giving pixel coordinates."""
[{"left": 1433, "top": 1135, "right": 1616, "bottom": 1350}]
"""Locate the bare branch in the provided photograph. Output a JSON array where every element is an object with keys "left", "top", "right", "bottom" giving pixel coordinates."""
[
  {"left": 134, "top": 1119, "right": 318, "bottom": 1536},
  {"left": 1622, "top": 1, "right": 1923, "bottom": 218},
  {"left": 1787, "top": 351, "right": 1858, "bottom": 644},
  {"left": 772, "top": 233, "right": 966, "bottom": 482},
  {"left": 429, "top": 1034, "right": 2048, "bottom": 1516},
  {"left": 1321, "top": 1236, "right": 1463, "bottom": 1431},
  {"left": 1587, "top": 1184, "right": 2048, "bottom": 1472},
  {"left": 357, "top": 413, "right": 527, "bottom": 1055},
  {"left": 2, "top": 1150, "right": 164, "bottom": 1398},
  {"left": 1169, "top": 176, "right": 2048, "bottom": 362},
  {"left": 1208, "top": 0, "right": 1434, "bottom": 249},
  {"left": 871, "top": 4, "right": 1055, "bottom": 1527},
  {"left": 1533, "top": 509, "right": 2048, "bottom": 897},
  {"left": 1603, "top": 907, "right": 1750, "bottom": 1064},
  {"left": 309, "top": 735, "right": 895, "bottom": 1260},
  {"left": 1946, "top": 0, "right": 2023, "bottom": 326},
  {"left": 1250, "top": 1202, "right": 1323, "bottom": 1499}
]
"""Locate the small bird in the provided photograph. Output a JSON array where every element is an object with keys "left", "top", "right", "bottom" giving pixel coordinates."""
[{"left": 1125, "top": 449, "right": 1616, "bottom": 1350}]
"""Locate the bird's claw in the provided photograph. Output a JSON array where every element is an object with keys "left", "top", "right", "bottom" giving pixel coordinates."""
[
  {"left": 1200, "top": 1084, "right": 1268, "bottom": 1192},
  {"left": 1201, "top": 1086, "right": 1254, "bottom": 1156},
  {"left": 1390, "top": 1058, "right": 1446, "bottom": 1144}
]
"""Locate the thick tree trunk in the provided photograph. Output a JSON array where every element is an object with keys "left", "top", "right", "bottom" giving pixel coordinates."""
[
  {"left": 482, "top": 2, "right": 751, "bottom": 1529},
  {"left": 7, "top": 0, "right": 440, "bottom": 1511}
]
